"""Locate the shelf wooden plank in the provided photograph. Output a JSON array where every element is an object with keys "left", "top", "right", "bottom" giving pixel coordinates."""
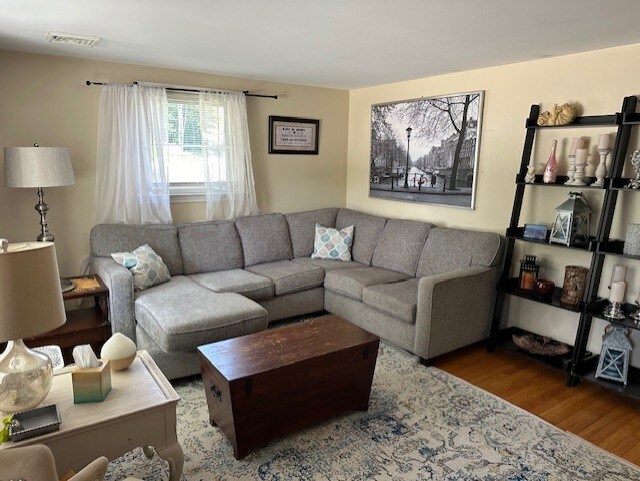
[
  {"left": 578, "top": 366, "right": 640, "bottom": 400},
  {"left": 609, "top": 178, "right": 640, "bottom": 190},
  {"left": 622, "top": 112, "right": 640, "bottom": 125},
  {"left": 525, "top": 114, "right": 620, "bottom": 129},
  {"left": 494, "top": 327, "right": 579, "bottom": 371},
  {"left": 506, "top": 227, "right": 596, "bottom": 251},
  {"left": 587, "top": 299, "right": 640, "bottom": 331},
  {"left": 598, "top": 239, "right": 640, "bottom": 260},
  {"left": 500, "top": 278, "right": 583, "bottom": 312},
  {"left": 515, "top": 174, "right": 605, "bottom": 188}
]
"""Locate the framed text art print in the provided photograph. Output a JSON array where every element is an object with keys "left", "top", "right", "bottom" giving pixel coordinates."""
[
  {"left": 369, "top": 91, "right": 484, "bottom": 209},
  {"left": 269, "top": 116, "right": 320, "bottom": 155}
]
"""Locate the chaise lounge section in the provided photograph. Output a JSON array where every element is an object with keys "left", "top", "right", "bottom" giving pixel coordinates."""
[{"left": 90, "top": 207, "right": 504, "bottom": 379}]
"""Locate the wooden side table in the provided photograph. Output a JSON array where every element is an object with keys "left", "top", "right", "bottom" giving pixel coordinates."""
[
  {"left": 0, "top": 351, "right": 183, "bottom": 481},
  {"left": 26, "top": 275, "right": 111, "bottom": 364}
]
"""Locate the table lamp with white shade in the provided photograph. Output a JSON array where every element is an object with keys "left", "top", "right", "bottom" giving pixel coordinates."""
[
  {"left": 0, "top": 240, "right": 67, "bottom": 413},
  {"left": 4, "top": 144, "right": 76, "bottom": 291},
  {"left": 4, "top": 145, "right": 75, "bottom": 242}
]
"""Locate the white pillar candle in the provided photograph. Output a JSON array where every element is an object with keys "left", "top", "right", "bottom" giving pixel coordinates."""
[
  {"left": 598, "top": 134, "right": 611, "bottom": 150},
  {"left": 611, "top": 264, "right": 627, "bottom": 285},
  {"left": 575, "top": 148, "right": 588, "bottom": 165},
  {"left": 610, "top": 281, "right": 626, "bottom": 303},
  {"left": 569, "top": 137, "right": 584, "bottom": 156}
]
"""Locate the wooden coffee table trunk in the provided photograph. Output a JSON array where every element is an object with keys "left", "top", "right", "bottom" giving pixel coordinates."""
[{"left": 198, "top": 315, "right": 379, "bottom": 459}]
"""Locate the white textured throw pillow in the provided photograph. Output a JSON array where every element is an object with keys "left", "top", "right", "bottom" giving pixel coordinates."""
[
  {"left": 111, "top": 244, "right": 171, "bottom": 291},
  {"left": 312, "top": 223, "right": 354, "bottom": 261}
]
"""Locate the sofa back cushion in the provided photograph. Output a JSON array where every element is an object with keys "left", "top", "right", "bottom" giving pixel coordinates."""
[
  {"left": 90, "top": 224, "right": 184, "bottom": 276},
  {"left": 416, "top": 227, "right": 504, "bottom": 277},
  {"left": 177, "top": 221, "right": 244, "bottom": 275},
  {"left": 335, "top": 208, "right": 387, "bottom": 265},
  {"left": 286, "top": 208, "right": 339, "bottom": 258},
  {"left": 235, "top": 213, "right": 293, "bottom": 266},
  {"left": 372, "top": 219, "right": 431, "bottom": 276}
]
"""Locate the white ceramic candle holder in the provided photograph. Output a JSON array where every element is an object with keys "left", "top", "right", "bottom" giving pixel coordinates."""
[
  {"left": 593, "top": 148, "right": 612, "bottom": 187},
  {"left": 565, "top": 154, "right": 576, "bottom": 185}
]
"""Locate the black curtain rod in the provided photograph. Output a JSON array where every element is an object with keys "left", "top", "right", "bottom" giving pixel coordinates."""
[{"left": 85, "top": 80, "right": 278, "bottom": 99}]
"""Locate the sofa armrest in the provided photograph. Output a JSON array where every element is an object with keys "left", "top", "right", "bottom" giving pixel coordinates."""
[
  {"left": 414, "top": 266, "right": 499, "bottom": 360},
  {"left": 90, "top": 257, "right": 136, "bottom": 342}
]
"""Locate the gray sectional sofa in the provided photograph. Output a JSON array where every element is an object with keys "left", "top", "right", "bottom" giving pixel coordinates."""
[{"left": 89, "top": 207, "right": 504, "bottom": 380}]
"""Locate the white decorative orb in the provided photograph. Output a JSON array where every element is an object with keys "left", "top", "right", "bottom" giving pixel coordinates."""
[{"left": 100, "top": 333, "right": 137, "bottom": 371}]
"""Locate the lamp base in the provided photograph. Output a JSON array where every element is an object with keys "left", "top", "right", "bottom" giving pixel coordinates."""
[{"left": 0, "top": 339, "right": 53, "bottom": 414}]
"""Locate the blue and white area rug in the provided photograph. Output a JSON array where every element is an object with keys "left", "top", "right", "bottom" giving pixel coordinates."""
[{"left": 107, "top": 343, "right": 640, "bottom": 480}]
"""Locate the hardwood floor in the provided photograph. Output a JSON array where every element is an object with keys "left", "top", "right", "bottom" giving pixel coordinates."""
[{"left": 436, "top": 344, "right": 640, "bottom": 466}]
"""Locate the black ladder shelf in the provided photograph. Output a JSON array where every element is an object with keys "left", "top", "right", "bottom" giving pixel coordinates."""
[{"left": 489, "top": 96, "right": 640, "bottom": 399}]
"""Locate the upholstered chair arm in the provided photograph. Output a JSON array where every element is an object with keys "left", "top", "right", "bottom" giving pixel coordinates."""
[
  {"left": 69, "top": 456, "right": 109, "bottom": 481},
  {"left": 414, "top": 266, "right": 499, "bottom": 360},
  {"left": 90, "top": 256, "right": 136, "bottom": 342}
]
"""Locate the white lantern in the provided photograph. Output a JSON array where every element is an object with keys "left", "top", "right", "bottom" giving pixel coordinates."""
[
  {"left": 596, "top": 325, "right": 632, "bottom": 385},
  {"left": 549, "top": 191, "right": 591, "bottom": 247}
]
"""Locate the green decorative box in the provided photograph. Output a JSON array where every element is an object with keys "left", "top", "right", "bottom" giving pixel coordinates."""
[{"left": 72, "top": 359, "right": 112, "bottom": 403}]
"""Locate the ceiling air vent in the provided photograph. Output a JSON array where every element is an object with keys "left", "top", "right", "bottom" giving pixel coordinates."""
[{"left": 46, "top": 31, "right": 101, "bottom": 48}]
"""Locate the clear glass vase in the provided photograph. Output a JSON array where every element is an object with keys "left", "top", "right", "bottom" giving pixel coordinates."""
[{"left": 0, "top": 339, "right": 53, "bottom": 413}]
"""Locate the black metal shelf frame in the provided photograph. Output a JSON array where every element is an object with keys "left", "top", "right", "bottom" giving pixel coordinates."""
[{"left": 489, "top": 96, "right": 640, "bottom": 399}]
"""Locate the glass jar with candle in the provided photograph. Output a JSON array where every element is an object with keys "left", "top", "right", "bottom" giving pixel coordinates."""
[{"left": 560, "top": 266, "right": 589, "bottom": 306}]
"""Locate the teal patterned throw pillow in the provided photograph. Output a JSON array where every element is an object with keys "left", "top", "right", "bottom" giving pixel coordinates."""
[
  {"left": 111, "top": 244, "right": 171, "bottom": 291},
  {"left": 311, "top": 223, "right": 354, "bottom": 261}
]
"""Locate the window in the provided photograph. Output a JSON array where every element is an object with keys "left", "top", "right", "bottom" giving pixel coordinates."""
[{"left": 164, "top": 91, "right": 227, "bottom": 197}]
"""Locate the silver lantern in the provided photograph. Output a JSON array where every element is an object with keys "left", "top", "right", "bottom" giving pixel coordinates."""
[
  {"left": 595, "top": 325, "right": 632, "bottom": 385},
  {"left": 549, "top": 191, "right": 591, "bottom": 247}
]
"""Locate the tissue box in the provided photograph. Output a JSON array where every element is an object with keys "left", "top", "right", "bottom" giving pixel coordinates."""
[{"left": 72, "top": 359, "right": 112, "bottom": 403}]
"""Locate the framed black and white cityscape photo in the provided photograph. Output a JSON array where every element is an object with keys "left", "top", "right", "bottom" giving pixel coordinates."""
[{"left": 369, "top": 91, "right": 484, "bottom": 209}]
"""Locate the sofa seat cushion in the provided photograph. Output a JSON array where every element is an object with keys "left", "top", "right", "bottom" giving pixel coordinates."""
[
  {"left": 324, "top": 266, "right": 410, "bottom": 301},
  {"left": 134, "top": 276, "right": 267, "bottom": 352},
  {"left": 246, "top": 260, "right": 324, "bottom": 296},
  {"left": 292, "top": 257, "right": 365, "bottom": 272},
  {"left": 189, "top": 269, "right": 274, "bottom": 301},
  {"left": 362, "top": 278, "right": 420, "bottom": 324}
]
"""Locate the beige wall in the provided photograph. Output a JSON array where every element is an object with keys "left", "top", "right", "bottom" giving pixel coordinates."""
[
  {"left": 347, "top": 43, "right": 640, "bottom": 363},
  {"left": 0, "top": 50, "right": 349, "bottom": 277}
]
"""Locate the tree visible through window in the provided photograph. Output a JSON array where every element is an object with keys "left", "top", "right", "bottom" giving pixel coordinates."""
[{"left": 164, "top": 91, "right": 227, "bottom": 193}]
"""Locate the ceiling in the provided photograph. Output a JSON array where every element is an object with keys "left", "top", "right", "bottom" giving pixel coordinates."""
[{"left": 1, "top": 0, "right": 640, "bottom": 90}]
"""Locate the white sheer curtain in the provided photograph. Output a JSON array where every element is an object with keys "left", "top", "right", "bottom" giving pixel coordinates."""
[
  {"left": 199, "top": 91, "right": 258, "bottom": 220},
  {"left": 95, "top": 83, "right": 172, "bottom": 224}
]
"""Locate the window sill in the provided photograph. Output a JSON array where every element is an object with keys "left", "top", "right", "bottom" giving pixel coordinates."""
[{"left": 170, "top": 193, "right": 205, "bottom": 204}]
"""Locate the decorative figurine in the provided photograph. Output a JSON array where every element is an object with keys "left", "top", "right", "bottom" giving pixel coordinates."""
[
  {"left": 537, "top": 103, "right": 578, "bottom": 126},
  {"left": 524, "top": 160, "right": 536, "bottom": 183},
  {"left": 625, "top": 149, "right": 640, "bottom": 189}
]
